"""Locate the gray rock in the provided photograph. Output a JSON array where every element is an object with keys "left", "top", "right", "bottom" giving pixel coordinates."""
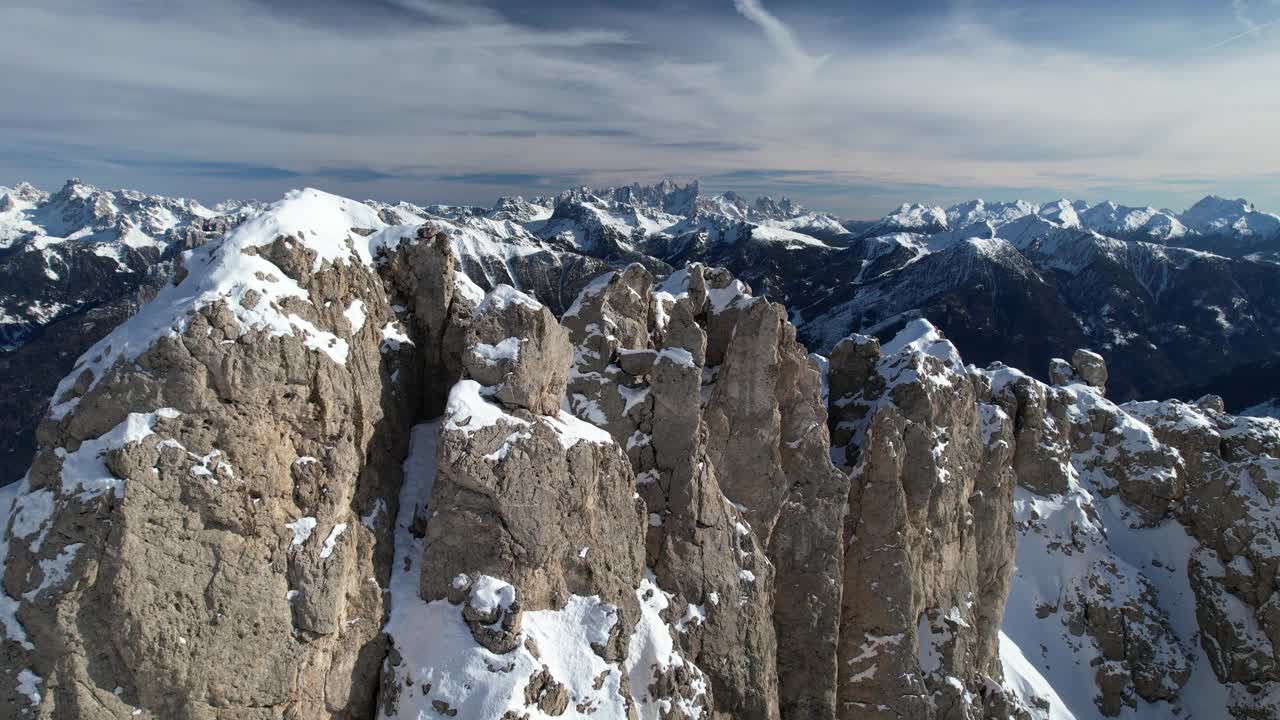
[
  {"left": 0, "top": 224, "right": 432, "bottom": 718},
  {"left": 829, "top": 320, "right": 1018, "bottom": 720},
  {"left": 616, "top": 348, "right": 657, "bottom": 377},
  {"left": 1048, "top": 357, "right": 1075, "bottom": 386},
  {"left": 1072, "top": 349, "right": 1108, "bottom": 392}
]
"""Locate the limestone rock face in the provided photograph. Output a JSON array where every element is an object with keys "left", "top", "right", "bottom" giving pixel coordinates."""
[
  {"left": 424, "top": 285, "right": 645, "bottom": 633},
  {"left": 1122, "top": 400, "right": 1280, "bottom": 717},
  {"left": 828, "top": 320, "right": 1025, "bottom": 720},
  {"left": 1047, "top": 357, "right": 1076, "bottom": 387},
  {"left": 0, "top": 189, "right": 437, "bottom": 719},
  {"left": 561, "top": 263, "right": 848, "bottom": 719},
  {"left": 1071, "top": 349, "right": 1108, "bottom": 392},
  {"left": 987, "top": 364, "right": 1072, "bottom": 497},
  {"left": 562, "top": 265, "right": 782, "bottom": 719},
  {"left": 377, "top": 281, "right": 710, "bottom": 720},
  {"left": 999, "top": 352, "right": 1280, "bottom": 719}
]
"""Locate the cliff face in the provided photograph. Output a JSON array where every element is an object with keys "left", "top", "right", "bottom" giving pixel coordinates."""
[
  {"left": 1, "top": 188, "right": 1277, "bottom": 720},
  {"left": 991, "top": 352, "right": 1280, "bottom": 719},
  {"left": 827, "top": 322, "right": 1025, "bottom": 720},
  {"left": 559, "top": 263, "right": 848, "bottom": 718},
  {"left": 0, "top": 190, "right": 433, "bottom": 718}
]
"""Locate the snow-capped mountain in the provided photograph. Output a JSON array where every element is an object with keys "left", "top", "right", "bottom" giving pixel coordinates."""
[
  {"left": 0, "top": 179, "right": 249, "bottom": 484},
  {"left": 3, "top": 178, "right": 1280, "bottom": 488},
  {"left": 1, "top": 185, "right": 1277, "bottom": 720},
  {"left": 475, "top": 183, "right": 1280, "bottom": 406},
  {"left": 0, "top": 178, "right": 245, "bottom": 347},
  {"left": 1180, "top": 195, "right": 1280, "bottom": 238}
]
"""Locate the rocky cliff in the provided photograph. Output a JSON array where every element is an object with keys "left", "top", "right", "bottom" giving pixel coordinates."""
[{"left": 1, "top": 188, "right": 1277, "bottom": 719}]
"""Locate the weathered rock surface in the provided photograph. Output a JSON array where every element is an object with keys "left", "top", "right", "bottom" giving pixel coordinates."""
[
  {"left": 0, "top": 190, "right": 433, "bottom": 718},
  {"left": 560, "top": 263, "right": 845, "bottom": 719},
  {"left": 377, "top": 281, "right": 710, "bottom": 719},
  {"left": 828, "top": 319, "right": 1026, "bottom": 720},
  {"left": 1071, "top": 350, "right": 1108, "bottom": 392},
  {"left": 997, "top": 351, "right": 1280, "bottom": 719},
  {"left": 3, "top": 184, "right": 1278, "bottom": 720}
]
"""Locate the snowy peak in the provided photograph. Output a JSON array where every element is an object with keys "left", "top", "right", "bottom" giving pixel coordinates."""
[
  {"left": 1, "top": 178, "right": 226, "bottom": 251},
  {"left": 558, "top": 179, "right": 700, "bottom": 218},
  {"left": 866, "top": 194, "right": 1280, "bottom": 249},
  {"left": 879, "top": 202, "right": 950, "bottom": 232},
  {"left": 1180, "top": 194, "right": 1280, "bottom": 237},
  {"left": 609, "top": 178, "right": 701, "bottom": 216},
  {"left": 944, "top": 198, "right": 1040, "bottom": 228},
  {"left": 1036, "top": 198, "right": 1083, "bottom": 228},
  {"left": 545, "top": 179, "right": 813, "bottom": 229},
  {"left": 747, "top": 194, "right": 806, "bottom": 220},
  {"left": 487, "top": 195, "right": 553, "bottom": 223},
  {"left": 1184, "top": 194, "right": 1254, "bottom": 220},
  {"left": 0, "top": 182, "right": 48, "bottom": 210},
  {"left": 1078, "top": 201, "right": 1187, "bottom": 241}
]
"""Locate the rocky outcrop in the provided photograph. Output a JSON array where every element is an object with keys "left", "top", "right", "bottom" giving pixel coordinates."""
[
  {"left": 828, "top": 324, "right": 1280, "bottom": 720},
  {"left": 1122, "top": 397, "right": 1280, "bottom": 718},
  {"left": 828, "top": 320, "right": 1025, "bottom": 720},
  {"left": 376, "top": 281, "right": 710, "bottom": 719},
  {"left": 4, "top": 183, "right": 1278, "bottom": 720},
  {"left": 559, "top": 263, "right": 848, "bottom": 719},
  {"left": 999, "top": 350, "right": 1280, "bottom": 719},
  {"left": 0, "top": 190, "right": 434, "bottom": 718}
]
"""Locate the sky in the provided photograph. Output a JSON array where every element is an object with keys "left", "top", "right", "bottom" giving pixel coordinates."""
[{"left": 2, "top": 0, "right": 1279, "bottom": 218}]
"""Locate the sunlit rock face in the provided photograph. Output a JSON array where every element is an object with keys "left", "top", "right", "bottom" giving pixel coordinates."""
[{"left": 2, "top": 186, "right": 1278, "bottom": 720}]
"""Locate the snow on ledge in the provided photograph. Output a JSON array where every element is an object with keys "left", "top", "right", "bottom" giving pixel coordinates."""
[
  {"left": 47, "top": 188, "right": 424, "bottom": 420},
  {"left": 478, "top": 284, "right": 542, "bottom": 314},
  {"left": 444, "top": 380, "right": 531, "bottom": 434}
]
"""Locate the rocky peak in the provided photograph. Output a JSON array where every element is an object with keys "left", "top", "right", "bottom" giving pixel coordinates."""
[
  {"left": 0, "top": 182, "right": 47, "bottom": 209},
  {"left": 558, "top": 261, "right": 852, "bottom": 717},
  {"left": 554, "top": 180, "right": 701, "bottom": 220},
  {"left": 487, "top": 195, "right": 552, "bottom": 223},
  {"left": 877, "top": 201, "right": 949, "bottom": 233},
  {"left": 750, "top": 195, "right": 804, "bottom": 220},
  {"left": 610, "top": 179, "right": 701, "bottom": 216},
  {"left": 828, "top": 319, "right": 1028, "bottom": 719},
  {"left": 3, "top": 183, "right": 1280, "bottom": 720},
  {"left": 1181, "top": 194, "right": 1280, "bottom": 237},
  {"left": 992, "top": 346, "right": 1280, "bottom": 718},
  {"left": 0, "top": 189, "right": 430, "bottom": 718}
]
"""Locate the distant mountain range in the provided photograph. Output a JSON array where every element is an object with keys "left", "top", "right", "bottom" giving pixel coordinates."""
[{"left": 2, "top": 177, "right": 1279, "bottom": 483}]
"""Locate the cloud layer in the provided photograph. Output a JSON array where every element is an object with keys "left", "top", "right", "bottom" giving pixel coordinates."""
[{"left": 2, "top": 0, "right": 1278, "bottom": 215}]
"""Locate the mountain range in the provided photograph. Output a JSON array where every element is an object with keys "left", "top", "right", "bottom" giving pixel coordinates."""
[
  {"left": 3, "top": 178, "right": 1278, "bottom": 485},
  {"left": 0, "top": 184, "right": 1277, "bottom": 719}
]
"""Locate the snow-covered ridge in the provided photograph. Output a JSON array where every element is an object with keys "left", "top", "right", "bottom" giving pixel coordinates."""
[
  {"left": 833, "top": 319, "right": 1280, "bottom": 719},
  {"left": 46, "top": 188, "right": 422, "bottom": 419},
  {"left": 857, "top": 194, "right": 1278, "bottom": 249},
  {"left": 0, "top": 178, "right": 230, "bottom": 251},
  {"left": 384, "top": 422, "right": 707, "bottom": 720}
]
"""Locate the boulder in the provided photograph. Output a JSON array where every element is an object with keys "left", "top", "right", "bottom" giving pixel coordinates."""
[{"left": 1072, "top": 349, "right": 1108, "bottom": 392}]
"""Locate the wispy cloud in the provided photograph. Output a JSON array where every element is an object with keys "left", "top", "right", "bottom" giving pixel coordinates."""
[
  {"left": 1, "top": 0, "right": 1279, "bottom": 215},
  {"left": 1205, "top": 1, "right": 1279, "bottom": 49},
  {"left": 732, "top": 0, "right": 826, "bottom": 74},
  {"left": 1234, "top": 0, "right": 1259, "bottom": 31}
]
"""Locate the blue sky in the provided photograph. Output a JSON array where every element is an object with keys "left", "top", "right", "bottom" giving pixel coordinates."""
[{"left": 2, "top": 0, "right": 1278, "bottom": 217}]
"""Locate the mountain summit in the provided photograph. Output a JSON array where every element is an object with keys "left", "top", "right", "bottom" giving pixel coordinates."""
[{"left": 1, "top": 186, "right": 1277, "bottom": 719}]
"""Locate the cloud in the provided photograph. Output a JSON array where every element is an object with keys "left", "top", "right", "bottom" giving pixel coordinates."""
[
  {"left": 732, "top": 0, "right": 826, "bottom": 73},
  {"left": 1, "top": 0, "right": 1279, "bottom": 215},
  {"left": 1234, "top": 0, "right": 1259, "bottom": 31},
  {"left": 1205, "top": 1, "right": 1279, "bottom": 49},
  {"left": 1203, "top": 17, "right": 1280, "bottom": 49}
]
